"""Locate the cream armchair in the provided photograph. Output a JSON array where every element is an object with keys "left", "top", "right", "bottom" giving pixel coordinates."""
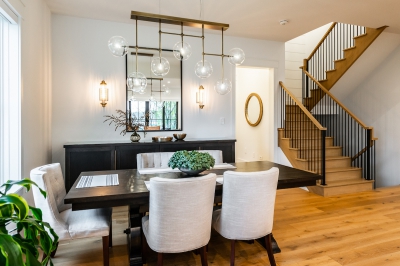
[
  {"left": 141, "top": 173, "right": 217, "bottom": 265},
  {"left": 30, "top": 163, "right": 112, "bottom": 266},
  {"left": 212, "top": 168, "right": 279, "bottom": 266}
]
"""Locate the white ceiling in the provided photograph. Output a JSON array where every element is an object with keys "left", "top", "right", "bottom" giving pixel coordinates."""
[{"left": 44, "top": 0, "right": 400, "bottom": 42}]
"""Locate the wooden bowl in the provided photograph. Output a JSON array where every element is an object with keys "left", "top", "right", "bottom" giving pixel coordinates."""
[
  {"left": 173, "top": 133, "right": 187, "bottom": 140},
  {"left": 152, "top": 136, "right": 173, "bottom": 142}
]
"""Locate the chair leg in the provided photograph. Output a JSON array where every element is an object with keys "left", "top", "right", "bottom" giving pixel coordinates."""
[
  {"left": 200, "top": 245, "right": 208, "bottom": 266},
  {"left": 109, "top": 223, "right": 113, "bottom": 247},
  {"left": 264, "top": 234, "right": 276, "bottom": 266},
  {"left": 157, "top": 252, "right": 163, "bottom": 266},
  {"left": 141, "top": 227, "right": 147, "bottom": 264},
  {"left": 230, "top": 240, "right": 235, "bottom": 266},
  {"left": 102, "top": 235, "right": 110, "bottom": 266}
]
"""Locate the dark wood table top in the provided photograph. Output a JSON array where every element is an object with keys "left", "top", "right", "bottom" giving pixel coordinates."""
[{"left": 64, "top": 161, "right": 321, "bottom": 211}]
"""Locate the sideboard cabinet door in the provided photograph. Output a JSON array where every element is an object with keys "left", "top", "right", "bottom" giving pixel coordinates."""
[{"left": 65, "top": 146, "right": 115, "bottom": 192}]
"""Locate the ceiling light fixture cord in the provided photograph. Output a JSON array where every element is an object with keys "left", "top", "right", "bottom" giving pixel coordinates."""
[
  {"left": 221, "top": 27, "right": 224, "bottom": 79},
  {"left": 202, "top": 24, "right": 205, "bottom": 66},
  {"left": 136, "top": 18, "right": 138, "bottom": 72},
  {"left": 159, "top": 20, "right": 162, "bottom": 62}
]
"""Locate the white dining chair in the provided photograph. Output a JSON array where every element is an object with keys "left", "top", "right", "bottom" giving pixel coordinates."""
[
  {"left": 141, "top": 173, "right": 217, "bottom": 266},
  {"left": 30, "top": 163, "right": 112, "bottom": 266},
  {"left": 212, "top": 168, "right": 279, "bottom": 266},
  {"left": 136, "top": 150, "right": 223, "bottom": 170}
]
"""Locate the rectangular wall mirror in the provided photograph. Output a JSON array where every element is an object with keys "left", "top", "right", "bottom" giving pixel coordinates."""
[{"left": 126, "top": 48, "right": 182, "bottom": 132}]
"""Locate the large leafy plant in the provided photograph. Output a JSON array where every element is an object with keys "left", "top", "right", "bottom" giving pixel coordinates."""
[
  {"left": 0, "top": 179, "right": 58, "bottom": 266},
  {"left": 168, "top": 150, "right": 215, "bottom": 170}
]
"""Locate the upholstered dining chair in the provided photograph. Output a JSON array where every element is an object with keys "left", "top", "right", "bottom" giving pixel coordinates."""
[
  {"left": 30, "top": 163, "right": 112, "bottom": 266},
  {"left": 141, "top": 173, "right": 217, "bottom": 266},
  {"left": 212, "top": 168, "right": 279, "bottom": 266},
  {"left": 136, "top": 150, "right": 223, "bottom": 170}
]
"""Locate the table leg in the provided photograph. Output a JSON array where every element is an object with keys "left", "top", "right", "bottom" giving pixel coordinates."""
[
  {"left": 256, "top": 233, "right": 281, "bottom": 254},
  {"left": 124, "top": 206, "right": 144, "bottom": 266}
]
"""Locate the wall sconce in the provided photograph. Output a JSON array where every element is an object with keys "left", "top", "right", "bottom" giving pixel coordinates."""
[
  {"left": 196, "top": 85, "right": 205, "bottom": 109},
  {"left": 99, "top": 80, "right": 108, "bottom": 107}
]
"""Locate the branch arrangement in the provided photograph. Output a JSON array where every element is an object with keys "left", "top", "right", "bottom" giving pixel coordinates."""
[{"left": 104, "top": 109, "right": 145, "bottom": 136}]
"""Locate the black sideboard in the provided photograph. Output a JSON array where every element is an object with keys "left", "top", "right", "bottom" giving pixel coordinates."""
[{"left": 64, "top": 139, "right": 236, "bottom": 192}]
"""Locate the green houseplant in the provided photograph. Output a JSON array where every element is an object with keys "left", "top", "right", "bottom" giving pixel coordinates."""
[
  {"left": 0, "top": 179, "right": 58, "bottom": 266},
  {"left": 168, "top": 150, "right": 215, "bottom": 175}
]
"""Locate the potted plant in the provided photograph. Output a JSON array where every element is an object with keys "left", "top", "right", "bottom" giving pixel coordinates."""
[
  {"left": 168, "top": 150, "right": 215, "bottom": 176},
  {"left": 0, "top": 179, "right": 58, "bottom": 266}
]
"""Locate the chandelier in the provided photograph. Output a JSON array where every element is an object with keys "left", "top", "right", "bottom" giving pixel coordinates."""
[{"left": 108, "top": 11, "right": 245, "bottom": 95}]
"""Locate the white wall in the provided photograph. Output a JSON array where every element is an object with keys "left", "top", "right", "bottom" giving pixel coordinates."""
[
  {"left": 51, "top": 15, "right": 286, "bottom": 169},
  {"left": 338, "top": 45, "right": 400, "bottom": 188},
  {"left": 285, "top": 23, "right": 331, "bottom": 99},
  {"left": 20, "top": 0, "right": 52, "bottom": 179},
  {"left": 235, "top": 67, "right": 274, "bottom": 162}
]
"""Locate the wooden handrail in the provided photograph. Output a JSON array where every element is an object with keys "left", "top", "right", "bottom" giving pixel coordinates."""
[
  {"left": 302, "top": 69, "right": 377, "bottom": 140},
  {"left": 279, "top": 81, "right": 326, "bottom": 131},
  {"left": 306, "top": 22, "right": 337, "bottom": 61}
]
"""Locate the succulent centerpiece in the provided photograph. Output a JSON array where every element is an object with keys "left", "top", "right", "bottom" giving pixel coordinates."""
[{"left": 168, "top": 150, "right": 215, "bottom": 176}]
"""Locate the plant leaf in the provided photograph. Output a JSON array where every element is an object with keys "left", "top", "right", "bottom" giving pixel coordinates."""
[
  {"left": 12, "top": 234, "right": 39, "bottom": 259},
  {"left": 1, "top": 179, "right": 46, "bottom": 198},
  {"left": 0, "top": 233, "right": 25, "bottom": 266},
  {"left": 29, "top": 206, "right": 43, "bottom": 221},
  {"left": 0, "top": 194, "right": 29, "bottom": 220},
  {"left": 25, "top": 248, "right": 42, "bottom": 266}
]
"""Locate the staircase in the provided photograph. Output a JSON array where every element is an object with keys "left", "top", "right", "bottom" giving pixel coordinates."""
[{"left": 279, "top": 22, "right": 382, "bottom": 196}]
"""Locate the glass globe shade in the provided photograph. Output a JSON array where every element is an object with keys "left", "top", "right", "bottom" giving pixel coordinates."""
[
  {"left": 151, "top": 57, "right": 170, "bottom": 76},
  {"left": 214, "top": 78, "right": 232, "bottom": 95},
  {"left": 138, "top": 88, "right": 146, "bottom": 94},
  {"left": 228, "top": 48, "right": 245, "bottom": 65},
  {"left": 127, "top": 72, "right": 147, "bottom": 92},
  {"left": 108, "top": 36, "right": 128, "bottom": 57},
  {"left": 194, "top": 60, "right": 213, "bottom": 79},
  {"left": 149, "top": 95, "right": 156, "bottom": 102},
  {"left": 173, "top": 41, "right": 192, "bottom": 61}
]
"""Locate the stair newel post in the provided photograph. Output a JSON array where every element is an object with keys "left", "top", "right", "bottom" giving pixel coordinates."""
[
  {"left": 366, "top": 128, "right": 372, "bottom": 180},
  {"left": 321, "top": 129, "right": 326, "bottom": 186}
]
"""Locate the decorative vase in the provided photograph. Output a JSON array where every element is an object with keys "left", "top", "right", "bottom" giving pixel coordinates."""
[
  {"left": 130, "top": 131, "right": 141, "bottom": 142},
  {"left": 179, "top": 167, "right": 207, "bottom": 176}
]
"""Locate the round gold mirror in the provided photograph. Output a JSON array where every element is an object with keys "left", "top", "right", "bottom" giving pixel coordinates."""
[{"left": 245, "top": 93, "right": 263, "bottom": 127}]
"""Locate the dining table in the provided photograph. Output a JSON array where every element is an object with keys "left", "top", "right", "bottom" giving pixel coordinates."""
[{"left": 64, "top": 160, "right": 322, "bottom": 266}]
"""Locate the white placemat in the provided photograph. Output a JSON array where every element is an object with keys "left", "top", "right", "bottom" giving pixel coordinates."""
[
  {"left": 138, "top": 168, "right": 181, "bottom": 174},
  {"left": 212, "top": 163, "right": 237, "bottom": 169},
  {"left": 76, "top": 174, "right": 119, "bottom": 188}
]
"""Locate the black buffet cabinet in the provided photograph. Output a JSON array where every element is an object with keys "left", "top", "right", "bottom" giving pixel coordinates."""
[{"left": 64, "top": 139, "right": 236, "bottom": 191}]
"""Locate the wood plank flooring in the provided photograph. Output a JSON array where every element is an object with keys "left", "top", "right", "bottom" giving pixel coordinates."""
[{"left": 52, "top": 186, "right": 400, "bottom": 265}]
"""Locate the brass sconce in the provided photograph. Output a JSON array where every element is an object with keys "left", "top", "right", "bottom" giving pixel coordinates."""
[
  {"left": 99, "top": 80, "right": 108, "bottom": 107},
  {"left": 196, "top": 85, "right": 205, "bottom": 109}
]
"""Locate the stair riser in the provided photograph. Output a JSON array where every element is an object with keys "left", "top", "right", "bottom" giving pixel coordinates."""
[
  {"left": 325, "top": 169, "right": 362, "bottom": 182},
  {"left": 308, "top": 181, "right": 373, "bottom": 197},
  {"left": 296, "top": 158, "right": 350, "bottom": 171},
  {"left": 285, "top": 113, "right": 312, "bottom": 120},
  {"left": 296, "top": 147, "right": 343, "bottom": 158},
  {"left": 291, "top": 138, "right": 334, "bottom": 148}
]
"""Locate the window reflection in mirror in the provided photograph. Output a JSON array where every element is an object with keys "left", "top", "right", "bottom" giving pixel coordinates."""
[{"left": 126, "top": 48, "right": 182, "bottom": 132}]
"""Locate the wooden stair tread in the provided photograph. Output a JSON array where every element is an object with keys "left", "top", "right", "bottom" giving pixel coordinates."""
[
  {"left": 353, "top": 33, "right": 367, "bottom": 39},
  {"left": 343, "top": 46, "right": 356, "bottom": 51},
  {"left": 334, "top": 58, "right": 346, "bottom": 63},
  {"left": 326, "top": 69, "right": 336, "bottom": 73},
  {"left": 295, "top": 156, "right": 349, "bottom": 162},
  {"left": 317, "top": 179, "right": 373, "bottom": 187},
  {"left": 326, "top": 167, "right": 361, "bottom": 173},
  {"left": 289, "top": 146, "right": 342, "bottom": 151}
]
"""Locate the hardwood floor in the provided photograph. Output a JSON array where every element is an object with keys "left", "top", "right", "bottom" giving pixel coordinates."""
[{"left": 52, "top": 186, "right": 400, "bottom": 265}]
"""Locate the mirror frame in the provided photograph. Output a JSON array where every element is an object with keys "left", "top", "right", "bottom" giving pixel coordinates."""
[
  {"left": 125, "top": 48, "right": 183, "bottom": 132},
  {"left": 245, "top": 93, "right": 263, "bottom": 127}
]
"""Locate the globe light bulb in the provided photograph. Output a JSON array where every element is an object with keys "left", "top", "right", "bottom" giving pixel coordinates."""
[
  {"left": 164, "top": 87, "right": 171, "bottom": 95},
  {"left": 127, "top": 72, "right": 147, "bottom": 92},
  {"left": 214, "top": 78, "right": 232, "bottom": 95},
  {"left": 194, "top": 60, "right": 213, "bottom": 79},
  {"left": 151, "top": 57, "right": 170, "bottom": 76},
  {"left": 228, "top": 48, "right": 245, "bottom": 65},
  {"left": 173, "top": 41, "right": 192, "bottom": 61},
  {"left": 108, "top": 36, "right": 128, "bottom": 57}
]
